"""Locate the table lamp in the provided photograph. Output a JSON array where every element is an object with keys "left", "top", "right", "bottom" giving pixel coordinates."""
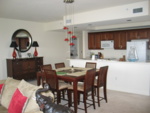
[
  {"left": 32, "top": 41, "right": 39, "bottom": 57},
  {"left": 10, "top": 41, "right": 18, "bottom": 59}
]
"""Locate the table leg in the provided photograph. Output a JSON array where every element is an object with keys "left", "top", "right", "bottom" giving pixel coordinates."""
[
  {"left": 73, "top": 80, "right": 78, "bottom": 113},
  {"left": 37, "top": 75, "right": 41, "bottom": 86}
]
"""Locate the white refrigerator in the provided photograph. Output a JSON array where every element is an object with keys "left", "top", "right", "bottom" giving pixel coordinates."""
[{"left": 126, "top": 41, "right": 148, "bottom": 62}]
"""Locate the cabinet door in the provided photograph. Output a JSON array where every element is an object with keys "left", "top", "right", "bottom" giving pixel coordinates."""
[
  {"left": 114, "top": 31, "right": 127, "bottom": 49},
  {"left": 127, "top": 29, "right": 138, "bottom": 40},
  {"left": 88, "top": 33, "right": 95, "bottom": 49},
  {"left": 148, "top": 29, "right": 150, "bottom": 49},
  {"left": 101, "top": 32, "right": 114, "bottom": 40},
  {"left": 35, "top": 57, "right": 43, "bottom": 71},
  {"left": 127, "top": 29, "right": 149, "bottom": 40},
  {"left": 138, "top": 29, "right": 149, "bottom": 39},
  {"left": 95, "top": 33, "right": 101, "bottom": 49},
  {"left": 12, "top": 60, "right": 23, "bottom": 80}
]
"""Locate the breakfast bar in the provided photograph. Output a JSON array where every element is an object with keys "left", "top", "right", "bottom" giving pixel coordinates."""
[{"left": 68, "top": 59, "right": 150, "bottom": 96}]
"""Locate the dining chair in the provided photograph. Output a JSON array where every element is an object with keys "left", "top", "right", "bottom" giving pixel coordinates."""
[
  {"left": 85, "top": 62, "right": 97, "bottom": 69},
  {"left": 94, "top": 66, "right": 108, "bottom": 107},
  {"left": 67, "top": 69, "right": 96, "bottom": 113},
  {"left": 39, "top": 64, "right": 52, "bottom": 86},
  {"left": 55, "top": 62, "right": 65, "bottom": 69},
  {"left": 44, "top": 69, "right": 69, "bottom": 104}
]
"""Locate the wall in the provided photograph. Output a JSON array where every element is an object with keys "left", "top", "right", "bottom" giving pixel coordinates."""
[{"left": 0, "top": 18, "right": 70, "bottom": 80}]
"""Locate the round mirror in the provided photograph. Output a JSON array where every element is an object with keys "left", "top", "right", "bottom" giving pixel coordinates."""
[{"left": 12, "top": 29, "right": 32, "bottom": 52}]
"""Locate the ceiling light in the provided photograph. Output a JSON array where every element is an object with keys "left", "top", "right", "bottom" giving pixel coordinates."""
[{"left": 63, "top": 0, "right": 77, "bottom": 46}]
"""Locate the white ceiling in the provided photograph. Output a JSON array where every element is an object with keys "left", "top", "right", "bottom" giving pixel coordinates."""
[{"left": 0, "top": 0, "right": 149, "bottom": 32}]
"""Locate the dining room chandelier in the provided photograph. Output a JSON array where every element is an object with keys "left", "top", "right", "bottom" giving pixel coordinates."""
[{"left": 63, "top": 0, "right": 77, "bottom": 46}]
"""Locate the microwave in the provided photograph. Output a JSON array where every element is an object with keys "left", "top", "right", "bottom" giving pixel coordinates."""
[{"left": 101, "top": 40, "right": 114, "bottom": 49}]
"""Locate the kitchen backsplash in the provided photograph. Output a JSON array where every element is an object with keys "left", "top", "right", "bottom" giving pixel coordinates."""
[{"left": 88, "top": 49, "right": 127, "bottom": 60}]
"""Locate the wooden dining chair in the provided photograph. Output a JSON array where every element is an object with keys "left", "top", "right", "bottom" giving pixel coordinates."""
[
  {"left": 85, "top": 62, "right": 97, "bottom": 69},
  {"left": 55, "top": 62, "right": 65, "bottom": 69},
  {"left": 39, "top": 64, "right": 52, "bottom": 86},
  {"left": 94, "top": 66, "right": 108, "bottom": 107},
  {"left": 67, "top": 69, "right": 96, "bottom": 113},
  {"left": 44, "top": 69, "right": 69, "bottom": 104},
  {"left": 40, "top": 64, "right": 52, "bottom": 72}
]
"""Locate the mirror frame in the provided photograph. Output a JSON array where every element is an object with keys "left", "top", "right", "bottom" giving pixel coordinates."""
[{"left": 12, "top": 29, "right": 32, "bottom": 52}]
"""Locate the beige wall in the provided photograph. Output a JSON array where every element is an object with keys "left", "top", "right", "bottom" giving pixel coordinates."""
[{"left": 0, "top": 18, "right": 70, "bottom": 79}]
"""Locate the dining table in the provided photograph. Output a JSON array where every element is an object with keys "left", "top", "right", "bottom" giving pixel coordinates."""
[
  {"left": 56, "top": 67, "right": 99, "bottom": 113},
  {"left": 37, "top": 67, "right": 98, "bottom": 113}
]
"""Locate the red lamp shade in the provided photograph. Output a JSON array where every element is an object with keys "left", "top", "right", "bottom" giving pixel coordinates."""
[
  {"left": 63, "top": 26, "right": 68, "bottom": 30},
  {"left": 32, "top": 41, "right": 39, "bottom": 57},
  {"left": 64, "top": 38, "right": 69, "bottom": 41},
  {"left": 68, "top": 31, "right": 73, "bottom": 34},
  {"left": 70, "top": 43, "right": 74, "bottom": 46},
  {"left": 72, "top": 35, "right": 77, "bottom": 39}
]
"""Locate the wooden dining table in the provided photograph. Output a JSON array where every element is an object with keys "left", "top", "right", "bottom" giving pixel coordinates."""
[
  {"left": 56, "top": 67, "right": 97, "bottom": 113},
  {"left": 37, "top": 67, "right": 98, "bottom": 113}
]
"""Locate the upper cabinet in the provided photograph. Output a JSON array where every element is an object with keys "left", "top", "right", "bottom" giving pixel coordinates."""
[
  {"left": 88, "top": 33, "right": 101, "bottom": 49},
  {"left": 101, "top": 32, "right": 114, "bottom": 40},
  {"left": 88, "top": 33, "right": 95, "bottom": 49},
  {"left": 127, "top": 29, "right": 149, "bottom": 40},
  {"left": 114, "top": 31, "right": 127, "bottom": 49},
  {"left": 88, "top": 28, "right": 150, "bottom": 50}
]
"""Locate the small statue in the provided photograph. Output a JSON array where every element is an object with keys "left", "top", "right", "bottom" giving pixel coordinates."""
[{"left": 35, "top": 84, "right": 74, "bottom": 113}]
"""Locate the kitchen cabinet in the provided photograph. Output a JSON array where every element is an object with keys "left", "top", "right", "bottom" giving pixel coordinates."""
[
  {"left": 88, "top": 33, "right": 101, "bottom": 49},
  {"left": 100, "top": 32, "right": 114, "bottom": 40},
  {"left": 127, "top": 29, "right": 149, "bottom": 40},
  {"left": 88, "top": 28, "right": 150, "bottom": 50},
  {"left": 7, "top": 57, "right": 43, "bottom": 80},
  {"left": 95, "top": 33, "right": 101, "bottom": 49},
  {"left": 88, "top": 33, "right": 95, "bottom": 49},
  {"left": 114, "top": 31, "right": 127, "bottom": 49}
]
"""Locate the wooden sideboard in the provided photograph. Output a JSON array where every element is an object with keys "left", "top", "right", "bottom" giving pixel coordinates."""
[{"left": 7, "top": 57, "right": 43, "bottom": 80}]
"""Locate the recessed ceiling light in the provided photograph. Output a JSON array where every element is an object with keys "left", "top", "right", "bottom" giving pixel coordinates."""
[{"left": 127, "top": 19, "right": 132, "bottom": 21}]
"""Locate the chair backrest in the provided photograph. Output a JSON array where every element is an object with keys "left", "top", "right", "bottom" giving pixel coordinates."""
[
  {"left": 85, "top": 62, "right": 97, "bottom": 69},
  {"left": 55, "top": 62, "right": 65, "bottom": 69},
  {"left": 97, "top": 66, "right": 108, "bottom": 87},
  {"left": 40, "top": 64, "right": 52, "bottom": 72},
  {"left": 44, "top": 69, "right": 58, "bottom": 90},
  {"left": 84, "top": 69, "right": 96, "bottom": 92}
]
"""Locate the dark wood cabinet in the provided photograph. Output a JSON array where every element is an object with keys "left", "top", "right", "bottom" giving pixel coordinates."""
[
  {"left": 101, "top": 32, "right": 114, "bottom": 40},
  {"left": 7, "top": 57, "right": 43, "bottom": 80},
  {"left": 127, "top": 29, "right": 149, "bottom": 40},
  {"left": 88, "top": 33, "right": 102, "bottom": 49},
  {"left": 88, "top": 33, "right": 95, "bottom": 49},
  {"left": 88, "top": 28, "right": 150, "bottom": 50},
  {"left": 114, "top": 31, "right": 127, "bottom": 49}
]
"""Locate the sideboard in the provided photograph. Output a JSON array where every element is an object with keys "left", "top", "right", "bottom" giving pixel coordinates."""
[{"left": 7, "top": 57, "right": 43, "bottom": 80}]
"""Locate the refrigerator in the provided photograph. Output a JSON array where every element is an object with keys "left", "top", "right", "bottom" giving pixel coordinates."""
[{"left": 126, "top": 41, "right": 148, "bottom": 62}]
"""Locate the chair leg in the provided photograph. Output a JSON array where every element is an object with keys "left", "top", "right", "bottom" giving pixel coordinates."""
[
  {"left": 78, "top": 92, "right": 80, "bottom": 105},
  {"left": 62, "top": 90, "right": 65, "bottom": 99},
  {"left": 97, "top": 87, "right": 100, "bottom": 107},
  {"left": 92, "top": 88, "right": 96, "bottom": 109},
  {"left": 83, "top": 93, "right": 87, "bottom": 113},
  {"left": 68, "top": 90, "right": 72, "bottom": 107},
  {"left": 103, "top": 86, "right": 107, "bottom": 103},
  {"left": 57, "top": 91, "right": 61, "bottom": 104}
]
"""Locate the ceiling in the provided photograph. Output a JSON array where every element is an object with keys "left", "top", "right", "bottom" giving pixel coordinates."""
[{"left": 0, "top": 0, "right": 149, "bottom": 32}]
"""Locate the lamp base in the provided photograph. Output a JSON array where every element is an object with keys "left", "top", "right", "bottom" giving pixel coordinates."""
[
  {"left": 12, "top": 49, "right": 17, "bottom": 59},
  {"left": 34, "top": 48, "right": 38, "bottom": 57}
]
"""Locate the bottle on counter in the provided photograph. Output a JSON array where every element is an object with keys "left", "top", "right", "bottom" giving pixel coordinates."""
[
  {"left": 71, "top": 65, "right": 74, "bottom": 72},
  {"left": 98, "top": 52, "right": 104, "bottom": 59}
]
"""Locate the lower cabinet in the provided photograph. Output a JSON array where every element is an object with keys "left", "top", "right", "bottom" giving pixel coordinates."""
[{"left": 7, "top": 57, "right": 43, "bottom": 80}]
